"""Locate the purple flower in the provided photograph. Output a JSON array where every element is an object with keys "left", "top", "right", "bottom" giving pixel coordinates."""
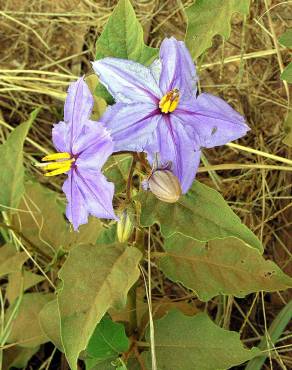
[
  {"left": 41, "top": 77, "right": 117, "bottom": 230},
  {"left": 92, "top": 37, "right": 249, "bottom": 193}
]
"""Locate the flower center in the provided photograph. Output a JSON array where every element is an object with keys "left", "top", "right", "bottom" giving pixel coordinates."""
[
  {"left": 41, "top": 152, "right": 74, "bottom": 177},
  {"left": 159, "top": 88, "right": 180, "bottom": 113}
]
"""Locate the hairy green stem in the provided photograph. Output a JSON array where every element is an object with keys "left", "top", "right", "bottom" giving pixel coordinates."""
[{"left": 126, "top": 154, "right": 137, "bottom": 201}]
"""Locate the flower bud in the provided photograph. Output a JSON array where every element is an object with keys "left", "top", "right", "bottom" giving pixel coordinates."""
[
  {"left": 148, "top": 169, "right": 182, "bottom": 203},
  {"left": 117, "top": 209, "right": 134, "bottom": 243}
]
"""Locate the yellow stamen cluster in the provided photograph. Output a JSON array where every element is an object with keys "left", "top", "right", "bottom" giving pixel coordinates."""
[
  {"left": 159, "top": 88, "right": 180, "bottom": 113},
  {"left": 41, "top": 152, "right": 74, "bottom": 177}
]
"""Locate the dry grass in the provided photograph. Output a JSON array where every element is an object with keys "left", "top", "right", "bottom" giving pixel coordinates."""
[{"left": 0, "top": 0, "right": 291, "bottom": 368}]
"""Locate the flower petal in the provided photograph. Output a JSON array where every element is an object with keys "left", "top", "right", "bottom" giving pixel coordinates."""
[
  {"left": 175, "top": 93, "right": 250, "bottom": 150},
  {"left": 62, "top": 171, "right": 89, "bottom": 231},
  {"left": 75, "top": 169, "right": 116, "bottom": 219},
  {"left": 101, "top": 102, "right": 160, "bottom": 152},
  {"left": 149, "top": 58, "right": 162, "bottom": 86},
  {"left": 52, "top": 121, "right": 71, "bottom": 153},
  {"left": 92, "top": 58, "right": 161, "bottom": 104},
  {"left": 145, "top": 114, "right": 201, "bottom": 193},
  {"left": 63, "top": 169, "right": 116, "bottom": 231},
  {"left": 64, "top": 77, "right": 95, "bottom": 148},
  {"left": 159, "top": 37, "right": 198, "bottom": 98},
  {"left": 73, "top": 121, "right": 113, "bottom": 170}
]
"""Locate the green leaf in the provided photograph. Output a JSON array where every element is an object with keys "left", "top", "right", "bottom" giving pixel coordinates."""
[
  {"left": 86, "top": 358, "right": 127, "bottom": 370},
  {"left": 278, "top": 29, "right": 292, "bottom": 47},
  {"left": 86, "top": 358, "right": 112, "bottom": 370},
  {"left": 283, "top": 112, "right": 292, "bottom": 147},
  {"left": 0, "top": 244, "right": 28, "bottom": 277},
  {"left": 137, "top": 181, "right": 262, "bottom": 251},
  {"left": 39, "top": 299, "right": 63, "bottom": 352},
  {"left": 94, "top": 0, "right": 158, "bottom": 103},
  {"left": 12, "top": 181, "right": 102, "bottom": 256},
  {"left": 94, "top": 84, "right": 115, "bottom": 106},
  {"left": 158, "top": 235, "right": 292, "bottom": 301},
  {"left": 3, "top": 345, "right": 39, "bottom": 369},
  {"left": 0, "top": 109, "right": 38, "bottom": 211},
  {"left": 86, "top": 316, "right": 129, "bottom": 365},
  {"left": 144, "top": 310, "right": 260, "bottom": 370},
  {"left": 7, "top": 271, "right": 45, "bottom": 303},
  {"left": 245, "top": 300, "right": 292, "bottom": 370},
  {"left": 6, "top": 292, "right": 54, "bottom": 348},
  {"left": 104, "top": 154, "right": 133, "bottom": 194},
  {"left": 58, "top": 243, "right": 142, "bottom": 370},
  {"left": 98, "top": 223, "right": 118, "bottom": 244},
  {"left": 185, "top": 0, "right": 250, "bottom": 58},
  {"left": 85, "top": 74, "right": 108, "bottom": 117},
  {"left": 95, "top": 0, "right": 157, "bottom": 64},
  {"left": 281, "top": 62, "right": 292, "bottom": 83}
]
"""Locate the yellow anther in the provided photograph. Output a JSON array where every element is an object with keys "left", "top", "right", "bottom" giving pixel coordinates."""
[
  {"left": 159, "top": 88, "right": 180, "bottom": 113},
  {"left": 43, "top": 159, "right": 74, "bottom": 171},
  {"left": 42, "top": 152, "right": 71, "bottom": 162},
  {"left": 41, "top": 151, "right": 73, "bottom": 177},
  {"left": 44, "top": 164, "right": 72, "bottom": 177}
]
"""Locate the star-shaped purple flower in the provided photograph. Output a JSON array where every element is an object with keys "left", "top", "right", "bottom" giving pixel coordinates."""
[
  {"left": 41, "top": 77, "right": 117, "bottom": 230},
  {"left": 92, "top": 37, "right": 249, "bottom": 193}
]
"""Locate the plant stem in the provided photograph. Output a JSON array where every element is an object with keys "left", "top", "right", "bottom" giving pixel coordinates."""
[{"left": 126, "top": 154, "right": 137, "bottom": 201}]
